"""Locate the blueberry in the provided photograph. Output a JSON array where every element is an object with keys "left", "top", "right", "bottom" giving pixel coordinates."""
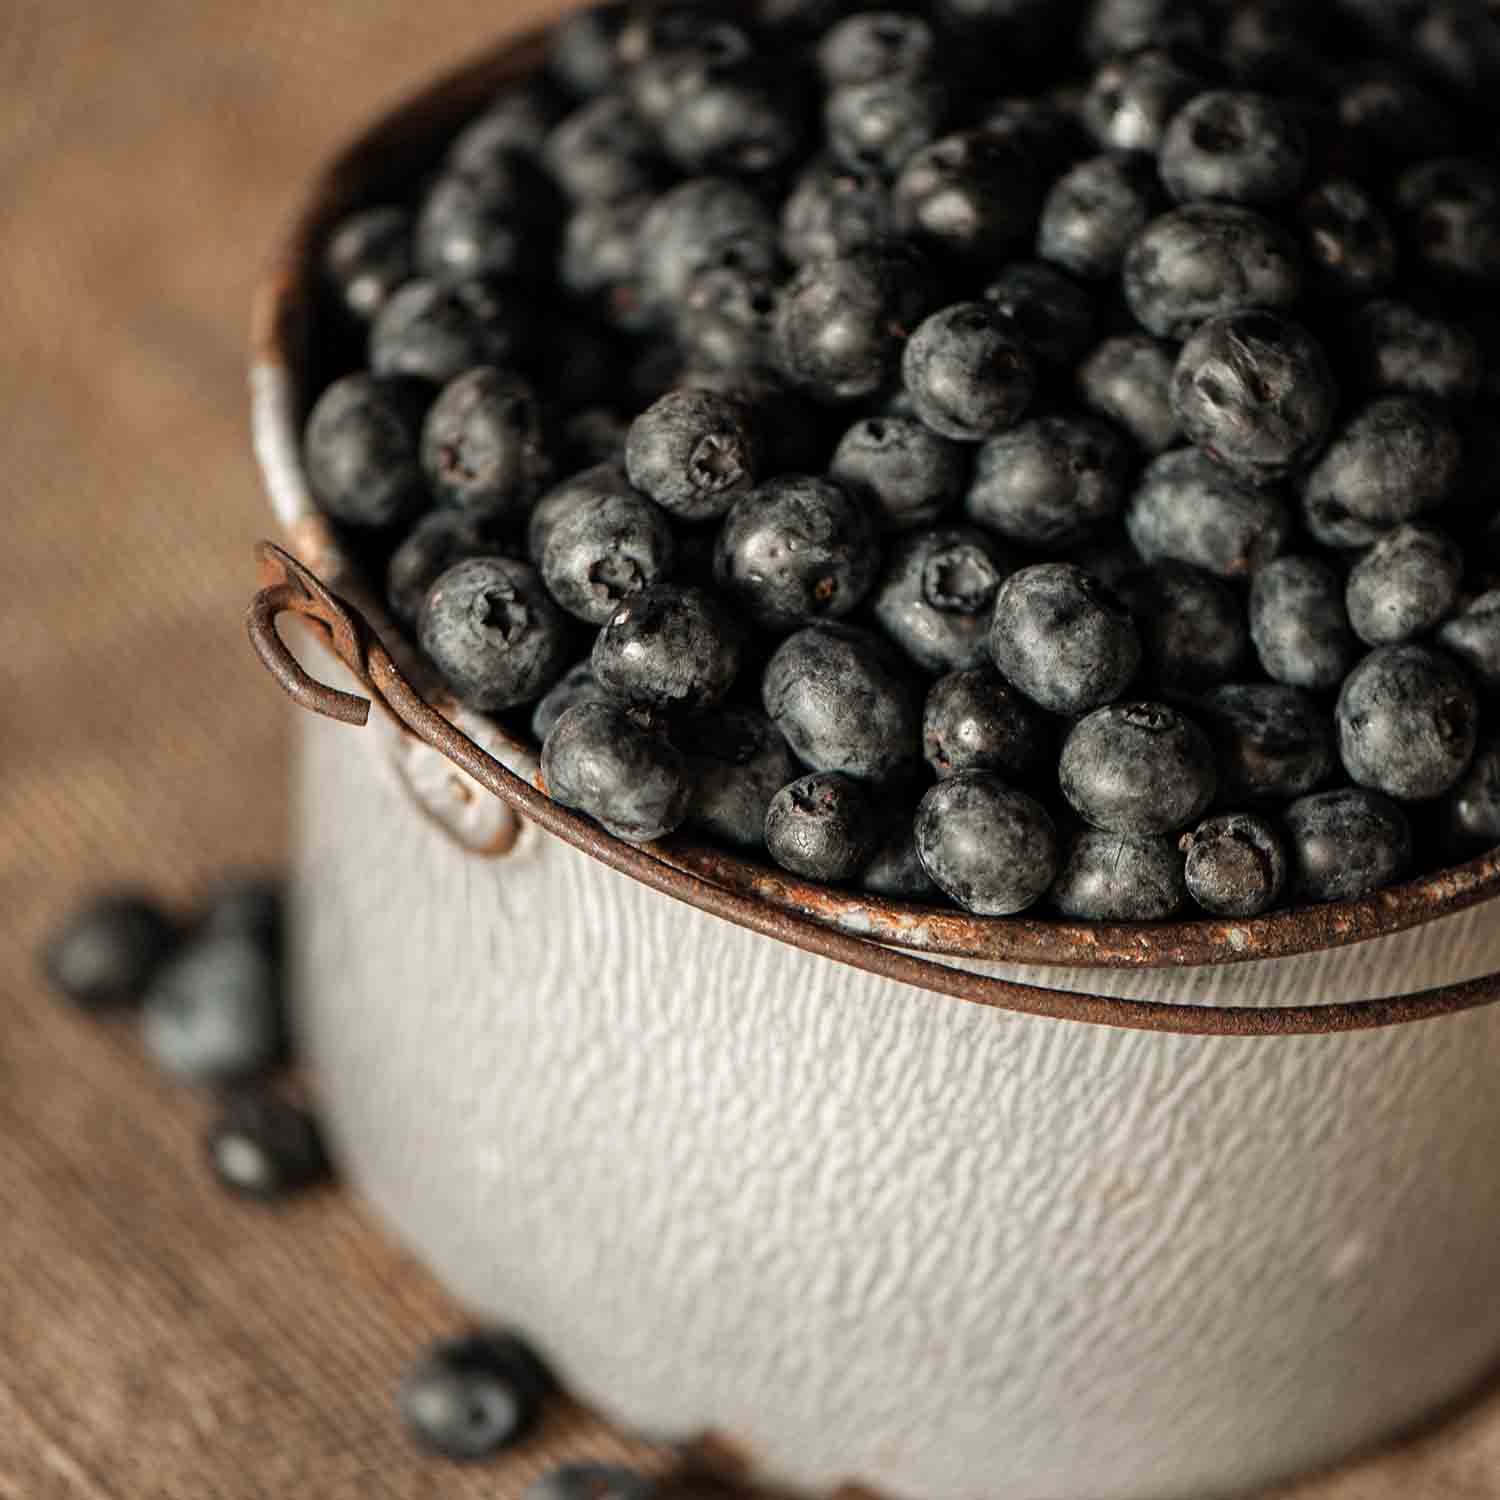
[
  {"left": 1181, "top": 811, "right": 1288, "bottom": 916},
  {"left": 679, "top": 706, "right": 800, "bottom": 848},
  {"left": 825, "top": 74, "right": 948, "bottom": 176},
  {"left": 1345, "top": 524, "right": 1463, "bottom": 647},
  {"left": 1158, "top": 90, "right": 1309, "bottom": 206},
  {"left": 901, "top": 301, "right": 1037, "bottom": 442},
  {"left": 1116, "top": 561, "right": 1250, "bottom": 694},
  {"left": 1127, "top": 447, "right": 1290, "bottom": 579},
  {"left": 871, "top": 524, "right": 1011, "bottom": 674},
  {"left": 1059, "top": 701, "right": 1217, "bottom": 834},
  {"left": 1082, "top": 48, "right": 1208, "bottom": 156},
  {"left": 982, "top": 262, "right": 1096, "bottom": 371},
  {"left": 592, "top": 584, "right": 741, "bottom": 712},
  {"left": 414, "top": 163, "right": 556, "bottom": 284},
  {"left": 965, "top": 413, "right": 1130, "bottom": 551},
  {"left": 322, "top": 205, "right": 413, "bottom": 323},
  {"left": 772, "top": 243, "right": 938, "bottom": 404},
  {"left": 198, "top": 873, "right": 285, "bottom": 947},
  {"left": 1197, "top": 682, "right": 1337, "bottom": 804},
  {"left": 1050, "top": 829, "right": 1187, "bottom": 920},
  {"left": 389, "top": 515, "right": 517, "bottom": 625},
  {"left": 141, "top": 931, "right": 284, "bottom": 1083},
  {"left": 369, "top": 278, "right": 537, "bottom": 385},
  {"left": 914, "top": 772, "right": 1058, "bottom": 915},
  {"left": 618, "top": 3, "right": 754, "bottom": 71},
  {"left": 676, "top": 266, "right": 779, "bottom": 374},
  {"left": 981, "top": 95, "right": 1089, "bottom": 180},
  {"left": 1070, "top": 525, "right": 1148, "bottom": 592},
  {"left": 1441, "top": 734, "right": 1500, "bottom": 856},
  {"left": 638, "top": 178, "right": 780, "bottom": 323},
  {"left": 531, "top": 659, "right": 611, "bottom": 742},
  {"left": 922, "top": 666, "right": 1050, "bottom": 780},
  {"left": 1296, "top": 178, "right": 1398, "bottom": 299},
  {"left": 43, "top": 891, "right": 178, "bottom": 1014},
  {"left": 762, "top": 623, "right": 922, "bottom": 782},
  {"left": 1037, "top": 153, "right": 1161, "bottom": 283},
  {"left": 560, "top": 194, "right": 654, "bottom": 331},
  {"left": 817, "top": 10, "right": 937, "bottom": 86},
  {"left": 780, "top": 156, "right": 894, "bottom": 265},
  {"left": 1336, "top": 643, "right": 1478, "bottom": 801},
  {"left": 1122, "top": 204, "right": 1303, "bottom": 341},
  {"left": 420, "top": 557, "right": 572, "bottom": 710},
  {"left": 1348, "top": 298, "right": 1484, "bottom": 404},
  {"left": 625, "top": 388, "right": 758, "bottom": 520},
  {"left": 545, "top": 93, "right": 665, "bottom": 202},
  {"left": 1395, "top": 157, "right": 1500, "bottom": 286},
  {"left": 1436, "top": 590, "right": 1500, "bottom": 694},
  {"left": 1248, "top": 554, "right": 1358, "bottom": 691},
  {"left": 1082, "top": 0, "right": 1211, "bottom": 59},
  {"left": 715, "top": 474, "right": 880, "bottom": 630},
  {"left": 1220, "top": 0, "right": 1328, "bottom": 88},
  {"left": 859, "top": 814, "right": 939, "bottom": 898},
  {"left": 528, "top": 461, "right": 627, "bottom": 560},
  {"left": 547, "top": 2, "right": 627, "bottom": 97},
  {"left": 1283, "top": 787, "right": 1413, "bottom": 903},
  {"left": 541, "top": 701, "right": 691, "bottom": 841},
  {"left": 891, "top": 130, "right": 1041, "bottom": 264},
  {"left": 989, "top": 561, "right": 1141, "bottom": 714},
  {"left": 765, "top": 771, "right": 882, "bottom": 879},
  {"left": 399, "top": 1333, "right": 550, "bottom": 1460},
  {"left": 447, "top": 83, "right": 569, "bottom": 171},
  {"left": 304, "top": 373, "right": 426, "bottom": 529},
  {"left": 1334, "top": 63, "right": 1457, "bottom": 171},
  {"left": 1076, "top": 334, "right": 1182, "bottom": 456},
  {"left": 205, "top": 1092, "right": 329, "bottom": 1201},
  {"left": 421, "top": 368, "right": 554, "bottom": 522},
  {"left": 1299, "top": 395, "right": 1463, "bottom": 550},
  {"left": 539, "top": 480, "right": 677, "bottom": 625},
  {"left": 524, "top": 1466, "right": 658, "bottom": 1500},
  {"left": 829, "top": 416, "right": 965, "bottom": 532}
]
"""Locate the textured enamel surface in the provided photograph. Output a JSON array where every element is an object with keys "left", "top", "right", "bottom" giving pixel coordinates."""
[{"left": 291, "top": 671, "right": 1500, "bottom": 1500}]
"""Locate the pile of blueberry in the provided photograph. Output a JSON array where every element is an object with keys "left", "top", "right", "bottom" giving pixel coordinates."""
[{"left": 305, "top": 0, "right": 1500, "bottom": 921}]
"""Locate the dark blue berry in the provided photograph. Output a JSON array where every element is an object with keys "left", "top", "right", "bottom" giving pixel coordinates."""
[
  {"left": 547, "top": 2, "right": 627, "bottom": 98},
  {"left": 1082, "top": 0, "right": 1211, "bottom": 60},
  {"left": 859, "top": 815, "right": 939, "bottom": 898},
  {"left": 966, "top": 413, "right": 1130, "bottom": 551},
  {"left": 323, "top": 206, "right": 413, "bottom": 323},
  {"left": 420, "top": 557, "right": 573, "bottom": 709},
  {"left": 1082, "top": 49, "right": 1208, "bottom": 156},
  {"left": 981, "top": 95, "right": 1089, "bottom": 180},
  {"left": 714, "top": 474, "right": 879, "bottom": 630},
  {"left": 421, "top": 368, "right": 555, "bottom": 522},
  {"left": 922, "top": 666, "right": 1049, "bottom": 780},
  {"left": 1283, "top": 786, "right": 1413, "bottom": 902},
  {"left": 1248, "top": 554, "right": 1358, "bottom": 691},
  {"left": 780, "top": 156, "right": 893, "bottom": 265},
  {"left": 1197, "top": 682, "right": 1337, "bottom": 804},
  {"left": 825, "top": 74, "right": 947, "bottom": 176},
  {"left": 1123, "top": 203, "right": 1303, "bottom": 341},
  {"left": 1336, "top": 643, "right": 1478, "bottom": 801},
  {"left": 625, "top": 388, "right": 758, "bottom": 520},
  {"left": 414, "top": 163, "right": 556, "bottom": 285},
  {"left": 1076, "top": 335, "right": 1181, "bottom": 456},
  {"left": 1170, "top": 310, "right": 1337, "bottom": 486},
  {"left": 773, "top": 243, "right": 938, "bottom": 403},
  {"left": 1051, "top": 829, "right": 1187, "bottom": 919},
  {"left": 531, "top": 659, "right": 611, "bottom": 743},
  {"left": 538, "top": 477, "right": 677, "bottom": 624},
  {"left": 43, "top": 891, "right": 178, "bottom": 1014},
  {"left": 1334, "top": 63, "right": 1457, "bottom": 171},
  {"left": 1116, "top": 561, "right": 1249, "bottom": 694},
  {"left": 1037, "top": 153, "right": 1161, "bottom": 283},
  {"left": 1220, "top": 0, "right": 1328, "bottom": 88},
  {"left": 829, "top": 415, "right": 965, "bottom": 532},
  {"left": 892, "top": 131, "right": 1041, "bottom": 264},
  {"left": 658, "top": 57, "right": 809, "bottom": 177},
  {"left": 1345, "top": 524, "right": 1462, "bottom": 647},
  {"left": 677, "top": 266, "right": 779, "bottom": 374},
  {"left": 638, "top": 178, "right": 780, "bottom": 323},
  {"left": 448, "top": 84, "right": 568, "bottom": 171},
  {"left": 765, "top": 771, "right": 882, "bottom": 879},
  {"left": 1181, "top": 811, "right": 1288, "bottom": 916},
  {"left": 541, "top": 701, "right": 691, "bottom": 841},
  {"left": 871, "top": 524, "right": 1011, "bottom": 674},
  {"left": 369, "top": 278, "right": 537, "bottom": 385},
  {"left": 523, "top": 1465, "right": 658, "bottom": 1500},
  {"left": 1395, "top": 157, "right": 1500, "bottom": 287},
  {"left": 399, "top": 1333, "right": 550, "bottom": 1460},
  {"left": 591, "top": 584, "right": 742, "bottom": 711},
  {"left": 1296, "top": 178, "right": 1398, "bottom": 299},
  {"left": 199, "top": 873, "right": 285, "bottom": 947},
  {"left": 304, "top": 373, "right": 426, "bottom": 529},
  {"left": 762, "top": 623, "right": 922, "bottom": 782},
  {"left": 901, "top": 301, "right": 1037, "bottom": 442},
  {"left": 680, "top": 706, "right": 800, "bottom": 848},
  {"left": 1441, "top": 734, "right": 1500, "bottom": 856},
  {"left": 206, "top": 1092, "right": 329, "bottom": 1201},
  {"left": 989, "top": 561, "right": 1141, "bottom": 714},
  {"left": 1127, "top": 447, "right": 1290, "bottom": 579},
  {"left": 1060, "top": 700, "right": 1217, "bottom": 834},
  {"left": 545, "top": 94, "right": 665, "bottom": 202},
  {"left": 560, "top": 195, "right": 654, "bottom": 331},
  {"left": 817, "top": 10, "right": 936, "bottom": 86},
  {"left": 1299, "top": 395, "right": 1463, "bottom": 550},
  {"left": 982, "top": 262, "right": 1096, "bottom": 371},
  {"left": 1437, "top": 590, "right": 1500, "bottom": 694},
  {"left": 914, "top": 772, "right": 1058, "bottom": 914},
  {"left": 387, "top": 512, "right": 502, "bottom": 626},
  {"left": 1349, "top": 298, "right": 1483, "bottom": 404},
  {"left": 1159, "top": 90, "right": 1309, "bottom": 206}
]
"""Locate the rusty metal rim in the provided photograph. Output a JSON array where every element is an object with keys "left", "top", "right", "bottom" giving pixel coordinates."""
[
  {"left": 246, "top": 21, "right": 1500, "bottom": 1011},
  {"left": 246, "top": 541, "right": 1500, "bottom": 1036}
]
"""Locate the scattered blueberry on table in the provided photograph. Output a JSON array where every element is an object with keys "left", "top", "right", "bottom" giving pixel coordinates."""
[
  {"left": 398, "top": 1331, "right": 554, "bottom": 1460},
  {"left": 299, "top": 0, "right": 1500, "bottom": 919}
]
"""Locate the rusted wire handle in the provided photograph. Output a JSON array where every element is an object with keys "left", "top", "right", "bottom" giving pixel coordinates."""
[{"left": 246, "top": 540, "right": 1500, "bottom": 1037}]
